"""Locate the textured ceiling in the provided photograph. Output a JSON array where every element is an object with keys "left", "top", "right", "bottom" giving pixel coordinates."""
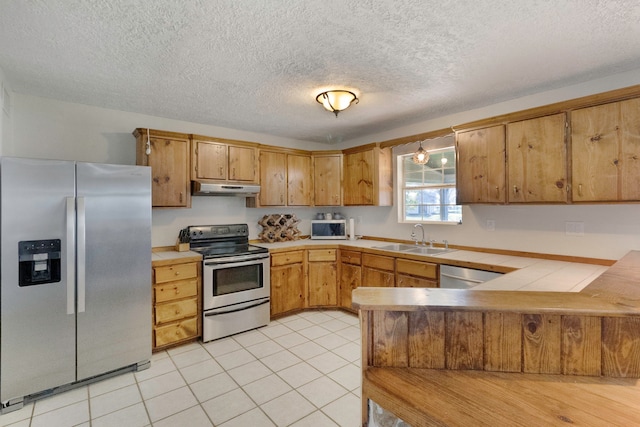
[{"left": 1, "top": 1, "right": 640, "bottom": 144}]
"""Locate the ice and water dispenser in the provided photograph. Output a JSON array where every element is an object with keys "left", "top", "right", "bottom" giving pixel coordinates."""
[{"left": 18, "top": 239, "right": 61, "bottom": 286}]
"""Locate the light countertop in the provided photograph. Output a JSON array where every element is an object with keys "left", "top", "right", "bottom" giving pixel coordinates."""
[
  {"left": 151, "top": 250, "right": 201, "bottom": 267},
  {"left": 252, "top": 238, "right": 609, "bottom": 293}
]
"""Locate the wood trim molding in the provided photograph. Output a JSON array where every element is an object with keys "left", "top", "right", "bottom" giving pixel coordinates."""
[
  {"left": 453, "top": 84, "right": 640, "bottom": 131},
  {"left": 379, "top": 127, "right": 454, "bottom": 149},
  {"left": 133, "top": 128, "right": 190, "bottom": 140},
  {"left": 191, "top": 134, "right": 260, "bottom": 148}
]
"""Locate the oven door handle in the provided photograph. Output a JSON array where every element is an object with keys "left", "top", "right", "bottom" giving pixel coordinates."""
[
  {"left": 204, "top": 255, "right": 268, "bottom": 267},
  {"left": 204, "top": 298, "right": 270, "bottom": 317}
]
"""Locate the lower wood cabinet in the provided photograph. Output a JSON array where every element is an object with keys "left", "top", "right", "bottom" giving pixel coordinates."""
[
  {"left": 269, "top": 246, "right": 442, "bottom": 317},
  {"left": 396, "top": 258, "right": 439, "bottom": 288},
  {"left": 308, "top": 249, "right": 338, "bottom": 307},
  {"left": 270, "top": 250, "right": 306, "bottom": 316},
  {"left": 339, "top": 249, "right": 362, "bottom": 311},
  {"left": 152, "top": 260, "right": 201, "bottom": 351},
  {"left": 362, "top": 253, "right": 395, "bottom": 287}
]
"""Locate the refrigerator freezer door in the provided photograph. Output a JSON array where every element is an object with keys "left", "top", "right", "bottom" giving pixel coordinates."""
[
  {"left": 1, "top": 157, "right": 77, "bottom": 403},
  {"left": 75, "top": 162, "right": 152, "bottom": 380}
]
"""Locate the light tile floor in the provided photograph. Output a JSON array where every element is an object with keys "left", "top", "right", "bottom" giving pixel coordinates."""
[{"left": 1, "top": 310, "right": 361, "bottom": 427}]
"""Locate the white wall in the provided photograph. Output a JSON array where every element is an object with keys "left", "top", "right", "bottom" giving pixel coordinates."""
[
  {"left": 0, "top": 66, "right": 12, "bottom": 155},
  {"left": 6, "top": 69, "right": 640, "bottom": 260}
]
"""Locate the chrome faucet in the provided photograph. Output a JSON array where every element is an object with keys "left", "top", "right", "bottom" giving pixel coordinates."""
[{"left": 413, "top": 224, "right": 426, "bottom": 246}]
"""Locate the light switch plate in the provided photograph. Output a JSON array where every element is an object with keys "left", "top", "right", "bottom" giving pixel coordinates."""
[{"left": 486, "top": 220, "right": 495, "bottom": 231}]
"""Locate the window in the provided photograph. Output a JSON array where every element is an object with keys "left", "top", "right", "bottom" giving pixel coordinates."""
[{"left": 398, "top": 146, "right": 461, "bottom": 224}]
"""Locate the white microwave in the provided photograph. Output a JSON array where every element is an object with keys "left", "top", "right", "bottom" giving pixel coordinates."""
[{"left": 311, "top": 219, "right": 347, "bottom": 240}]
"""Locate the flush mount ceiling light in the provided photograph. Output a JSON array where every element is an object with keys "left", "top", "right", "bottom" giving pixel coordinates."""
[
  {"left": 315, "top": 90, "right": 358, "bottom": 117},
  {"left": 412, "top": 141, "right": 430, "bottom": 165}
]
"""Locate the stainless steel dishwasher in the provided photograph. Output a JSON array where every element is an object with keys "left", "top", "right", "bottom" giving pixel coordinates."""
[{"left": 439, "top": 265, "right": 502, "bottom": 289}]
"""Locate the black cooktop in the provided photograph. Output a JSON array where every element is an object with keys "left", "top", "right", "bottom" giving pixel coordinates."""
[
  {"left": 191, "top": 243, "right": 268, "bottom": 258},
  {"left": 184, "top": 224, "right": 268, "bottom": 259}
]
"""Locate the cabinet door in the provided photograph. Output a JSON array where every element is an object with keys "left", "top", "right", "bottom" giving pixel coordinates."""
[
  {"left": 507, "top": 113, "right": 567, "bottom": 203},
  {"left": 259, "top": 151, "right": 287, "bottom": 206},
  {"left": 362, "top": 267, "right": 395, "bottom": 287},
  {"left": 571, "top": 98, "right": 640, "bottom": 201},
  {"left": 194, "top": 141, "right": 227, "bottom": 180},
  {"left": 308, "top": 262, "right": 337, "bottom": 306},
  {"left": 340, "top": 263, "right": 361, "bottom": 310},
  {"left": 456, "top": 125, "right": 506, "bottom": 204},
  {"left": 344, "top": 150, "right": 374, "bottom": 205},
  {"left": 229, "top": 145, "right": 256, "bottom": 182},
  {"left": 314, "top": 155, "right": 342, "bottom": 206},
  {"left": 287, "top": 154, "right": 313, "bottom": 206},
  {"left": 149, "top": 137, "right": 190, "bottom": 207},
  {"left": 270, "top": 263, "right": 305, "bottom": 316}
]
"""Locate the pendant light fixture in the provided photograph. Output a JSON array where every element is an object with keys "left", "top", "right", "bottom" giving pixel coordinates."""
[
  {"left": 412, "top": 141, "right": 429, "bottom": 165},
  {"left": 316, "top": 90, "right": 358, "bottom": 117}
]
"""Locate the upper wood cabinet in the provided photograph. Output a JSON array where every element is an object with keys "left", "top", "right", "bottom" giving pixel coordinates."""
[
  {"left": 506, "top": 113, "right": 567, "bottom": 203},
  {"left": 134, "top": 128, "right": 191, "bottom": 208},
  {"left": 259, "top": 150, "right": 287, "bottom": 206},
  {"left": 191, "top": 136, "right": 258, "bottom": 183},
  {"left": 571, "top": 98, "right": 640, "bottom": 202},
  {"left": 287, "top": 154, "right": 313, "bottom": 206},
  {"left": 313, "top": 153, "right": 343, "bottom": 206},
  {"left": 343, "top": 144, "right": 393, "bottom": 206},
  {"left": 258, "top": 149, "right": 312, "bottom": 206},
  {"left": 456, "top": 125, "right": 506, "bottom": 204}
]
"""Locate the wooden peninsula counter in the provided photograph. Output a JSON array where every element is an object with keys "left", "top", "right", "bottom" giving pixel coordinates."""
[{"left": 353, "top": 250, "right": 640, "bottom": 426}]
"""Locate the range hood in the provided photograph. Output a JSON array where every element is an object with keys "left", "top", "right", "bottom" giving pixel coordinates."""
[{"left": 192, "top": 181, "right": 260, "bottom": 197}]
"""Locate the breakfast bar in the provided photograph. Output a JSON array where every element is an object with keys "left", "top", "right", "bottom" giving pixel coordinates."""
[{"left": 353, "top": 251, "right": 640, "bottom": 426}]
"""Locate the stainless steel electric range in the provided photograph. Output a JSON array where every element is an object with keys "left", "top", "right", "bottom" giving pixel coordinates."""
[{"left": 185, "top": 224, "right": 270, "bottom": 342}]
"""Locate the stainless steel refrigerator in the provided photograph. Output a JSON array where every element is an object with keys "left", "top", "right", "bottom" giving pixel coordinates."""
[{"left": 0, "top": 157, "right": 152, "bottom": 413}]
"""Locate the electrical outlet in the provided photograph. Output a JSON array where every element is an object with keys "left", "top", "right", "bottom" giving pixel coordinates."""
[
  {"left": 565, "top": 221, "right": 584, "bottom": 236},
  {"left": 486, "top": 220, "right": 495, "bottom": 231}
]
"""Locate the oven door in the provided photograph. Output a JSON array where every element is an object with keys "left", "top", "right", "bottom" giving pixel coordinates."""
[{"left": 203, "top": 253, "right": 270, "bottom": 310}]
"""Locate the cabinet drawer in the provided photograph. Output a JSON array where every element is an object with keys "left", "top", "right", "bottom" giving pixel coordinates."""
[
  {"left": 154, "top": 317, "right": 198, "bottom": 347},
  {"left": 271, "top": 250, "right": 304, "bottom": 266},
  {"left": 154, "top": 279, "right": 198, "bottom": 303},
  {"left": 396, "top": 259, "right": 438, "bottom": 279},
  {"left": 362, "top": 253, "right": 395, "bottom": 272},
  {"left": 396, "top": 274, "right": 438, "bottom": 288},
  {"left": 154, "top": 262, "right": 198, "bottom": 284},
  {"left": 155, "top": 297, "right": 198, "bottom": 325},
  {"left": 308, "top": 249, "right": 337, "bottom": 262},
  {"left": 340, "top": 250, "right": 362, "bottom": 265}
]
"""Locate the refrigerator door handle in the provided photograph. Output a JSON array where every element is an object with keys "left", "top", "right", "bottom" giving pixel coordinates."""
[
  {"left": 66, "top": 197, "right": 76, "bottom": 315},
  {"left": 77, "top": 196, "right": 86, "bottom": 313}
]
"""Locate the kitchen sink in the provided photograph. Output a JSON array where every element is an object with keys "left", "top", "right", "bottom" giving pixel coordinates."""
[
  {"left": 405, "top": 247, "right": 455, "bottom": 255},
  {"left": 372, "top": 244, "right": 418, "bottom": 251},
  {"left": 372, "top": 243, "right": 455, "bottom": 255}
]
